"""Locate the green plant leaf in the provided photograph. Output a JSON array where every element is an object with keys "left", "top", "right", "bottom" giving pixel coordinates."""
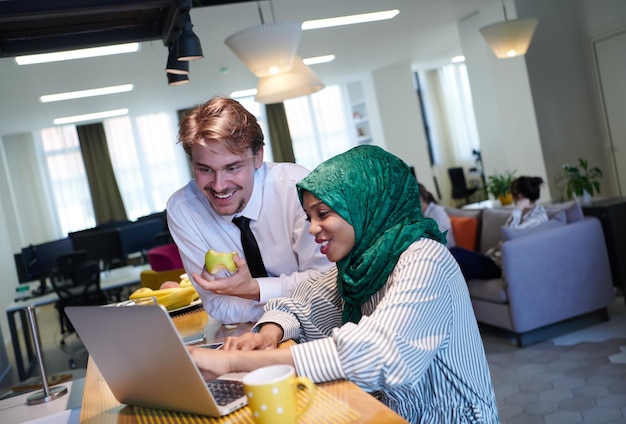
[{"left": 556, "top": 158, "right": 603, "bottom": 199}]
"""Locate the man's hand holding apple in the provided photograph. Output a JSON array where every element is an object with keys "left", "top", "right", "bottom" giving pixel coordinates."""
[{"left": 191, "top": 252, "right": 261, "bottom": 301}]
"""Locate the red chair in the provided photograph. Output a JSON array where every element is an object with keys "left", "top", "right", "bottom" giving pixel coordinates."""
[{"left": 147, "top": 243, "right": 183, "bottom": 271}]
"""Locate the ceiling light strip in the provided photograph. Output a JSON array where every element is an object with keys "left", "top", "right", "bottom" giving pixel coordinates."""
[
  {"left": 40, "top": 84, "right": 134, "bottom": 103},
  {"left": 302, "top": 10, "right": 399, "bottom": 30},
  {"left": 54, "top": 108, "right": 129, "bottom": 125},
  {"left": 15, "top": 43, "right": 140, "bottom": 65},
  {"left": 302, "top": 55, "right": 335, "bottom": 65},
  {"left": 231, "top": 88, "right": 258, "bottom": 98}
]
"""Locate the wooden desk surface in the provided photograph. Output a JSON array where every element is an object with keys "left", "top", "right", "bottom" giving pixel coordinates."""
[{"left": 79, "top": 308, "right": 406, "bottom": 423}]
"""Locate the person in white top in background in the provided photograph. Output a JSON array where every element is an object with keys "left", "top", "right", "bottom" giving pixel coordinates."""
[
  {"left": 449, "top": 176, "right": 548, "bottom": 281},
  {"left": 166, "top": 96, "right": 332, "bottom": 324},
  {"left": 418, "top": 183, "right": 456, "bottom": 248}
]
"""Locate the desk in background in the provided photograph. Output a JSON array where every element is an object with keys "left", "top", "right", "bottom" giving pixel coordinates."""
[{"left": 6, "top": 264, "right": 149, "bottom": 381}]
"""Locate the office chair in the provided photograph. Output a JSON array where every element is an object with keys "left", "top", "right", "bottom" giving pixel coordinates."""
[
  {"left": 147, "top": 243, "right": 184, "bottom": 271},
  {"left": 51, "top": 258, "right": 108, "bottom": 368},
  {"left": 448, "top": 167, "right": 479, "bottom": 206},
  {"left": 53, "top": 250, "right": 88, "bottom": 337}
]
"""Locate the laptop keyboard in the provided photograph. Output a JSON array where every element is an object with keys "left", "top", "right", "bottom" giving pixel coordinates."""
[{"left": 206, "top": 380, "right": 245, "bottom": 406}]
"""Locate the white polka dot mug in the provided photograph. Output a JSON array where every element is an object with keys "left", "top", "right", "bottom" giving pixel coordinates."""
[{"left": 242, "top": 364, "right": 316, "bottom": 423}]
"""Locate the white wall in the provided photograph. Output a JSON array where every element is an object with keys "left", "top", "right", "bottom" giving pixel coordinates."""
[
  {"left": 370, "top": 62, "right": 434, "bottom": 189},
  {"left": 461, "top": 0, "right": 550, "bottom": 203},
  {"left": 0, "top": 132, "right": 62, "bottom": 346},
  {"left": 462, "top": 0, "right": 626, "bottom": 203}
]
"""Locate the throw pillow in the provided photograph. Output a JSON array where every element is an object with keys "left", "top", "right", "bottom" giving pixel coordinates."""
[
  {"left": 545, "top": 201, "right": 584, "bottom": 223},
  {"left": 565, "top": 202, "right": 584, "bottom": 223},
  {"left": 551, "top": 210, "right": 567, "bottom": 224},
  {"left": 501, "top": 218, "right": 565, "bottom": 241},
  {"left": 449, "top": 216, "right": 479, "bottom": 251},
  {"left": 480, "top": 208, "right": 513, "bottom": 254}
]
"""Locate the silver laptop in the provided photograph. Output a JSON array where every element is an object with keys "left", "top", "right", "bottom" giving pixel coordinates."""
[{"left": 64, "top": 304, "right": 247, "bottom": 417}]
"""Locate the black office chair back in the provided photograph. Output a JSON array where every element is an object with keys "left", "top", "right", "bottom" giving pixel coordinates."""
[
  {"left": 54, "top": 260, "right": 106, "bottom": 304},
  {"left": 56, "top": 250, "right": 88, "bottom": 282},
  {"left": 448, "top": 167, "right": 478, "bottom": 202},
  {"left": 52, "top": 259, "right": 107, "bottom": 337}
]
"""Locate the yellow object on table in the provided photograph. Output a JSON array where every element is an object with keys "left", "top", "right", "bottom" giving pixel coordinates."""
[{"left": 139, "top": 268, "right": 185, "bottom": 290}]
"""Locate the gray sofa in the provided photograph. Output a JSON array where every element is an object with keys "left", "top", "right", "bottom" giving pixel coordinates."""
[{"left": 446, "top": 202, "right": 615, "bottom": 346}]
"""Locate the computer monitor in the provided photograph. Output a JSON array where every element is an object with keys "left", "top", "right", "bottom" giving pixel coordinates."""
[
  {"left": 21, "top": 237, "right": 75, "bottom": 294},
  {"left": 14, "top": 253, "right": 30, "bottom": 284},
  {"left": 69, "top": 228, "right": 125, "bottom": 270},
  {"left": 118, "top": 218, "right": 164, "bottom": 259}
]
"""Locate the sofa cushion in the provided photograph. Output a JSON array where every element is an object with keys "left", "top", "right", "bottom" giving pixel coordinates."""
[
  {"left": 501, "top": 217, "right": 566, "bottom": 241},
  {"left": 445, "top": 207, "right": 483, "bottom": 220},
  {"left": 545, "top": 201, "right": 584, "bottom": 223},
  {"left": 449, "top": 215, "right": 479, "bottom": 250},
  {"left": 480, "top": 208, "right": 512, "bottom": 253},
  {"left": 467, "top": 278, "right": 508, "bottom": 303}
]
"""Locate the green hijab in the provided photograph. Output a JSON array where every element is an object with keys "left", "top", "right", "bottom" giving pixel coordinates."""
[{"left": 297, "top": 145, "right": 446, "bottom": 324}]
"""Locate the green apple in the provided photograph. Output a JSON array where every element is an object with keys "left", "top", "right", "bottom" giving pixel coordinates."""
[{"left": 205, "top": 249, "right": 237, "bottom": 274}]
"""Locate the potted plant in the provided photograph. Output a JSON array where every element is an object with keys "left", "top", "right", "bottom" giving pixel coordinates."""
[
  {"left": 485, "top": 170, "right": 516, "bottom": 205},
  {"left": 557, "top": 158, "right": 603, "bottom": 203}
]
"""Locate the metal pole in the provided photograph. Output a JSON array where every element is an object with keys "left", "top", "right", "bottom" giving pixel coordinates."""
[{"left": 25, "top": 304, "right": 68, "bottom": 405}]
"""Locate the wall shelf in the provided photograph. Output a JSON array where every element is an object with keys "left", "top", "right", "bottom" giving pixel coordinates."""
[{"left": 346, "top": 82, "right": 371, "bottom": 145}]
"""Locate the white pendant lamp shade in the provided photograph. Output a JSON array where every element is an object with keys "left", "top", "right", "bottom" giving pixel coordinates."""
[
  {"left": 479, "top": 18, "right": 538, "bottom": 58},
  {"left": 255, "top": 56, "right": 325, "bottom": 104},
  {"left": 225, "top": 21, "right": 302, "bottom": 77}
]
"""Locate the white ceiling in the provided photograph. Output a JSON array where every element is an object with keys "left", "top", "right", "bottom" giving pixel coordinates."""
[{"left": 0, "top": 0, "right": 495, "bottom": 136}]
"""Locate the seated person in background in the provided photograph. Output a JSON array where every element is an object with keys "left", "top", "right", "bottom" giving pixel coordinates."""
[
  {"left": 189, "top": 145, "right": 499, "bottom": 423},
  {"left": 166, "top": 96, "right": 332, "bottom": 324},
  {"left": 449, "top": 176, "right": 548, "bottom": 281},
  {"left": 418, "top": 182, "right": 455, "bottom": 247}
]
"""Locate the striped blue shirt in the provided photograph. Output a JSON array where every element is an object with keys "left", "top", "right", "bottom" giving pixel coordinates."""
[{"left": 256, "top": 238, "right": 500, "bottom": 423}]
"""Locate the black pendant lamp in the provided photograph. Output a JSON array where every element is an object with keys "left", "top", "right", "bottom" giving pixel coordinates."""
[{"left": 177, "top": 11, "right": 203, "bottom": 61}]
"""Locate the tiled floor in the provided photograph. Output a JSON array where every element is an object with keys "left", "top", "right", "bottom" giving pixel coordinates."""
[
  {"left": 2, "top": 294, "right": 626, "bottom": 422},
  {"left": 480, "top": 295, "right": 626, "bottom": 423}
]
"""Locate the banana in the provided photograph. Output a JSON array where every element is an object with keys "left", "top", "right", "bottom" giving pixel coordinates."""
[
  {"left": 179, "top": 274, "right": 199, "bottom": 300},
  {"left": 128, "top": 286, "right": 198, "bottom": 311}
]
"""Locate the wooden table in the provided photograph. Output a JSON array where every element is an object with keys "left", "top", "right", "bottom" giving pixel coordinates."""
[{"left": 79, "top": 308, "right": 406, "bottom": 423}]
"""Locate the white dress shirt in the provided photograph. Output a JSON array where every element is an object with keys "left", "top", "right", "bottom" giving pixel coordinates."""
[{"left": 166, "top": 162, "right": 332, "bottom": 324}]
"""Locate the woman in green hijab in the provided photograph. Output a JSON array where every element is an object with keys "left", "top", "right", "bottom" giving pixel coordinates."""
[{"left": 190, "top": 146, "right": 499, "bottom": 423}]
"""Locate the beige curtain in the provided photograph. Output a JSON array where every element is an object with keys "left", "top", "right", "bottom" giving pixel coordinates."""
[
  {"left": 265, "top": 102, "right": 295, "bottom": 163},
  {"left": 76, "top": 123, "right": 128, "bottom": 224}
]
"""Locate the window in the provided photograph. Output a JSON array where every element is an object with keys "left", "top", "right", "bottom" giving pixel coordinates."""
[
  {"left": 104, "top": 113, "right": 190, "bottom": 220},
  {"left": 419, "top": 63, "right": 479, "bottom": 166},
  {"left": 39, "top": 87, "right": 355, "bottom": 236},
  {"left": 40, "top": 125, "right": 96, "bottom": 235},
  {"left": 39, "top": 112, "right": 191, "bottom": 235},
  {"left": 284, "top": 85, "right": 355, "bottom": 170},
  {"left": 237, "top": 97, "right": 273, "bottom": 162}
]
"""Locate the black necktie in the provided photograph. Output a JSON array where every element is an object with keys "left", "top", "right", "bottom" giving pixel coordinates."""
[{"left": 232, "top": 216, "right": 268, "bottom": 278}]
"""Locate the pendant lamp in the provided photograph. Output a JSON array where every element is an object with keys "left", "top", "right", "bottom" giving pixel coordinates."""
[
  {"left": 255, "top": 56, "right": 325, "bottom": 104},
  {"left": 479, "top": 0, "right": 538, "bottom": 59},
  {"left": 165, "top": 44, "right": 189, "bottom": 75},
  {"left": 225, "top": 21, "right": 302, "bottom": 78},
  {"left": 167, "top": 72, "right": 189, "bottom": 86},
  {"left": 177, "top": 11, "right": 203, "bottom": 61}
]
